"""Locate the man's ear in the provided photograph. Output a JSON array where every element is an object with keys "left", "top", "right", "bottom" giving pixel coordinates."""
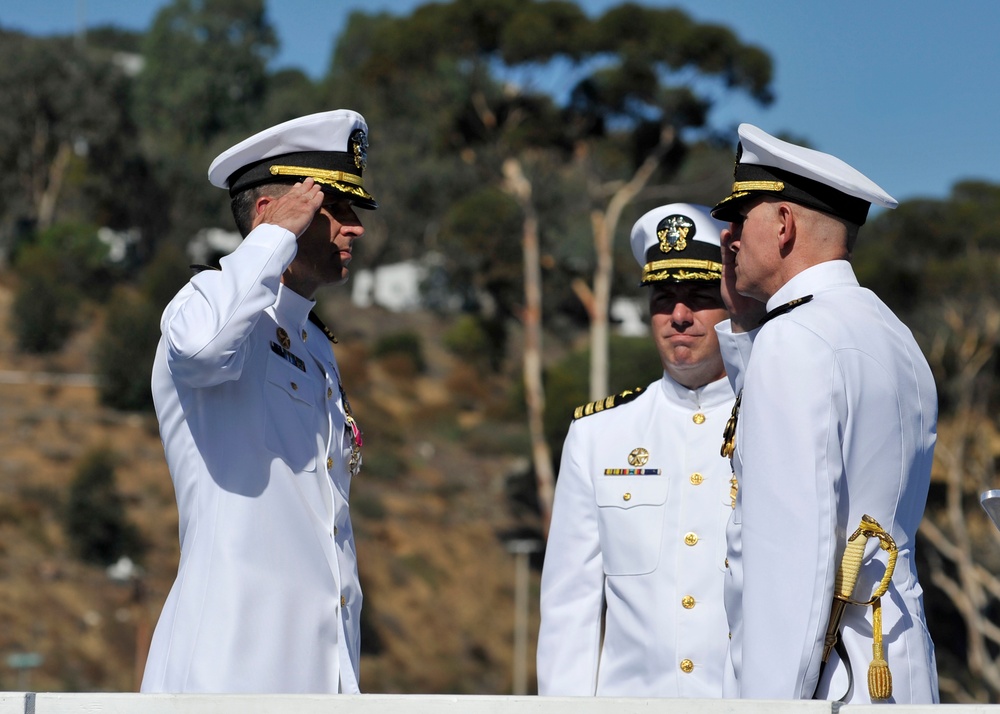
[
  {"left": 255, "top": 194, "right": 273, "bottom": 216},
  {"left": 775, "top": 203, "right": 796, "bottom": 253}
]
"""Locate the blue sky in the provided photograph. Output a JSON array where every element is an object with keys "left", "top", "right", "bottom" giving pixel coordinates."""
[{"left": 3, "top": 0, "right": 997, "bottom": 204}]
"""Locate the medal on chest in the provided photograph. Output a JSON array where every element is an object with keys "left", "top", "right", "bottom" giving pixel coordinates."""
[
  {"left": 298, "top": 312, "right": 365, "bottom": 478},
  {"left": 721, "top": 389, "right": 741, "bottom": 508},
  {"left": 339, "top": 380, "right": 363, "bottom": 477}
]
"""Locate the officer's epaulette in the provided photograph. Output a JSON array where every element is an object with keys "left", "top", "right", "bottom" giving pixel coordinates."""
[
  {"left": 308, "top": 311, "right": 338, "bottom": 344},
  {"left": 758, "top": 294, "right": 814, "bottom": 327},
  {"left": 573, "top": 386, "right": 644, "bottom": 420}
]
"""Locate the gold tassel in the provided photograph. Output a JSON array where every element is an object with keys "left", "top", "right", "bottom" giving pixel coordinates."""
[
  {"left": 867, "top": 597, "right": 893, "bottom": 699},
  {"left": 720, "top": 391, "right": 741, "bottom": 458},
  {"left": 823, "top": 515, "right": 898, "bottom": 701}
]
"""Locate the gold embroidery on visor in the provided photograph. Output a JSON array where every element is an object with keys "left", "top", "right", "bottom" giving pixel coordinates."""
[
  {"left": 642, "top": 258, "right": 722, "bottom": 283},
  {"left": 731, "top": 180, "right": 785, "bottom": 192},
  {"left": 269, "top": 165, "right": 365, "bottom": 187}
]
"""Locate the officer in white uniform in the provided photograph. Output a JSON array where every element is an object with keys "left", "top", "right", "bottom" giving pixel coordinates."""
[
  {"left": 537, "top": 204, "right": 736, "bottom": 696},
  {"left": 141, "top": 110, "right": 376, "bottom": 693},
  {"left": 711, "top": 124, "right": 938, "bottom": 703}
]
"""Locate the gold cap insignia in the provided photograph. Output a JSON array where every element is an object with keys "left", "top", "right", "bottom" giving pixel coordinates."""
[
  {"left": 657, "top": 213, "right": 695, "bottom": 253},
  {"left": 350, "top": 129, "right": 368, "bottom": 170}
]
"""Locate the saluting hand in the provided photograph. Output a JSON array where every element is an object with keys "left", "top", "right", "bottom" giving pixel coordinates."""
[
  {"left": 720, "top": 226, "right": 766, "bottom": 333},
  {"left": 253, "top": 178, "right": 325, "bottom": 238}
]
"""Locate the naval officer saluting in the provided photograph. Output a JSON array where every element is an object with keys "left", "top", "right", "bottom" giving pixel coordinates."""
[
  {"left": 538, "top": 204, "right": 736, "bottom": 696},
  {"left": 142, "top": 110, "right": 375, "bottom": 693},
  {"left": 712, "top": 124, "right": 938, "bottom": 703}
]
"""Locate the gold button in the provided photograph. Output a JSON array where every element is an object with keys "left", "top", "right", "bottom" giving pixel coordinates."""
[
  {"left": 327, "top": 457, "right": 334, "bottom": 470},
  {"left": 334, "top": 526, "right": 339, "bottom": 536},
  {"left": 684, "top": 532, "right": 699, "bottom": 546},
  {"left": 327, "top": 387, "right": 334, "bottom": 399},
  {"left": 725, "top": 558, "right": 729, "bottom": 568},
  {"left": 302, "top": 330, "right": 308, "bottom": 341},
  {"left": 341, "top": 595, "right": 346, "bottom": 607},
  {"left": 623, "top": 492, "right": 632, "bottom": 502},
  {"left": 692, "top": 412, "right": 706, "bottom": 424},
  {"left": 689, "top": 472, "right": 704, "bottom": 485},
  {"left": 681, "top": 595, "right": 696, "bottom": 609},
  {"left": 290, "top": 381, "right": 298, "bottom": 390},
  {"left": 680, "top": 659, "right": 694, "bottom": 673}
]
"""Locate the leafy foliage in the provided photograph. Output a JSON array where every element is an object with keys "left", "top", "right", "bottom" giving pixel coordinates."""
[
  {"left": 94, "top": 286, "right": 162, "bottom": 411},
  {"left": 64, "top": 447, "right": 145, "bottom": 566},
  {"left": 856, "top": 181, "right": 1000, "bottom": 316},
  {"left": 134, "top": 0, "right": 276, "bottom": 145},
  {"left": 10, "top": 244, "right": 82, "bottom": 354},
  {"left": 11, "top": 222, "right": 121, "bottom": 353},
  {"left": 0, "top": 31, "right": 144, "bottom": 241},
  {"left": 372, "top": 331, "right": 426, "bottom": 373},
  {"left": 443, "top": 314, "right": 507, "bottom": 372}
]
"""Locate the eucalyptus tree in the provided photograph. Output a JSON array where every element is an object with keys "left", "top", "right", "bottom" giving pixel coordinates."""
[
  {"left": 325, "top": 0, "right": 774, "bottom": 526},
  {"left": 134, "top": 0, "right": 279, "bottom": 242},
  {"left": 0, "top": 31, "right": 141, "bottom": 246}
]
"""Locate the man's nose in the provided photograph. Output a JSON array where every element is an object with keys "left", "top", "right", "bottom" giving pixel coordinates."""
[
  {"left": 671, "top": 300, "right": 695, "bottom": 324},
  {"left": 345, "top": 211, "right": 365, "bottom": 236}
]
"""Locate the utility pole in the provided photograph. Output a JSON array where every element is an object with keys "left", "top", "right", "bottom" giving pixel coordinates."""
[{"left": 507, "top": 538, "right": 541, "bottom": 695}]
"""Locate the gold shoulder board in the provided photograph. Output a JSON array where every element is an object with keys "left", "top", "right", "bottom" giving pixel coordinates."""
[{"left": 573, "top": 386, "right": 644, "bottom": 420}]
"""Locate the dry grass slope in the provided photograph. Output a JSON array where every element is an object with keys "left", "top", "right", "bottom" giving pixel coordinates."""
[{"left": 0, "top": 283, "right": 541, "bottom": 694}]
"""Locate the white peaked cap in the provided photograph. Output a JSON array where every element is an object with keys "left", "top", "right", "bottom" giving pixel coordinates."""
[
  {"left": 712, "top": 123, "right": 895, "bottom": 225},
  {"left": 630, "top": 203, "right": 726, "bottom": 286},
  {"left": 207, "top": 109, "right": 377, "bottom": 209}
]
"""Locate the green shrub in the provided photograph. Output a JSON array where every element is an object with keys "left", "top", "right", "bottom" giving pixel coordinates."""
[
  {"left": 64, "top": 447, "right": 145, "bottom": 566},
  {"left": 372, "top": 331, "right": 425, "bottom": 373},
  {"left": 442, "top": 314, "right": 506, "bottom": 370},
  {"left": 94, "top": 286, "right": 161, "bottom": 411},
  {"left": 11, "top": 245, "right": 81, "bottom": 353}
]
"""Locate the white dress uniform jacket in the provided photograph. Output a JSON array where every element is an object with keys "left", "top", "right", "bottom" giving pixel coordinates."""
[
  {"left": 141, "top": 223, "right": 362, "bottom": 693},
  {"left": 538, "top": 373, "right": 736, "bottom": 696},
  {"left": 716, "top": 260, "right": 938, "bottom": 703}
]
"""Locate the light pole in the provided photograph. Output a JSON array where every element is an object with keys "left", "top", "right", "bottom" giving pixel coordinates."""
[
  {"left": 506, "top": 538, "right": 541, "bottom": 695},
  {"left": 106, "top": 556, "right": 149, "bottom": 691}
]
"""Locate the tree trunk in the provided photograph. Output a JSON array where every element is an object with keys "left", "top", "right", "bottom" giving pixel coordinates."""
[
  {"left": 35, "top": 140, "right": 73, "bottom": 232},
  {"left": 502, "top": 157, "right": 555, "bottom": 533},
  {"left": 587, "top": 125, "right": 676, "bottom": 400}
]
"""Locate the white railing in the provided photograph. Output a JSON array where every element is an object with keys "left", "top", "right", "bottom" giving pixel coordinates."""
[{"left": 2, "top": 693, "right": 998, "bottom": 713}]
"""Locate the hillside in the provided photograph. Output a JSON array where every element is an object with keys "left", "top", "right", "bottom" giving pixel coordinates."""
[{"left": 0, "top": 281, "right": 545, "bottom": 694}]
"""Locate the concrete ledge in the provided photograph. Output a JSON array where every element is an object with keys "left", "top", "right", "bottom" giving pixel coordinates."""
[
  {"left": 0, "top": 694, "right": 27, "bottom": 714},
  {"left": 8, "top": 693, "right": 997, "bottom": 713}
]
